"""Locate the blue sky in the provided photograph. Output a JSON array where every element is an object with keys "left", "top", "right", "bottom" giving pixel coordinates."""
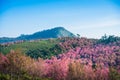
[{"left": 0, "top": 0, "right": 120, "bottom": 38}]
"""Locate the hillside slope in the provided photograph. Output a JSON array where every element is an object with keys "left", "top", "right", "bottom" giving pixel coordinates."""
[{"left": 0, "top": 27, "right": 75, "bottom": 43}]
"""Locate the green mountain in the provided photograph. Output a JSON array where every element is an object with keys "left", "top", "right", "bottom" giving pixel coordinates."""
[{"left": 0, "top": 27, "right": 75, "bottom": 43}]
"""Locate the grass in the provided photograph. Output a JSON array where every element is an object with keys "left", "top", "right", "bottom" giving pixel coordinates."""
[{"left": 0, "top": 38, "right": 62, "bottom": 59}]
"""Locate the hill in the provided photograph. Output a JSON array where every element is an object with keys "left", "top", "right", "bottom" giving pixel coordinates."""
[
  {"left": 0, "top": 27, "right": 75, "bottom": 43},
  {"left": 0, "top": 37, "right": 120, "bottom": 80}
]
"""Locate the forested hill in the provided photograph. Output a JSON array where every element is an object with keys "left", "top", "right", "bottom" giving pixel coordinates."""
[{"left": 0, "top": 27, "right": 76, "bottom": 43}]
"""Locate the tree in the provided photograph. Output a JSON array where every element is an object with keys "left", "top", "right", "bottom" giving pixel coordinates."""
[{"left": 77, "top": 34, "right": 80, "bottom": 38}]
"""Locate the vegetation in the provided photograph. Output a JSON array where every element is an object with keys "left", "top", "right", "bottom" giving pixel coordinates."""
[
  {"left": 0, "top": 35, "right": 120, "bottom": 80},
  {"left": 97, "top": 34, "right": 120, "bottom": 45},
  {"left": 0, "top": 39, "right": 63, "bottom": 59},
  {"left": 0, "top": 27, "right": 75, "bottom": 43}
]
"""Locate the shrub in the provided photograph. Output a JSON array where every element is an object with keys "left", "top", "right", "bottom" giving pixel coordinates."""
[
  {"left": 109, "top": 68, "right": 120, "bottom": 80},
  {"left": 67, "top": 60, "right": 85, "bottom": 80}
]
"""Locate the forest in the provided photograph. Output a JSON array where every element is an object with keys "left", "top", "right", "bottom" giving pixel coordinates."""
[{"left": 0, "top": 35, "right": 120, "bottom": 80}]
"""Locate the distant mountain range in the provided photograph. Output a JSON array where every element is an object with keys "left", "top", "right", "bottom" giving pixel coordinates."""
[{"left": 0, "top": 27, "right": 76, "bottom": 43}]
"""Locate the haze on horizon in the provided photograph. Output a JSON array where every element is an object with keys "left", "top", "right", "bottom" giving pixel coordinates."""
[{"left": 0, "top": 0, "right": 120, "bottom": 38}]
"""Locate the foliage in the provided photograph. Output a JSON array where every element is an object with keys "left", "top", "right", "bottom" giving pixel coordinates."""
[
  {"left": 0, "top": 39, "right": 63, "bottom": 59},
  {"left": 97, "top": 35, "right": 120, "bottom": 45},
  {"left": 0, "top": 73, "right": 10, "bottom": 80},
  {"left": 0, "top": 51, "right": 53, "bottom": 80},
  {"left": 67, "top": 60, "right": 85, "bottom": 80},
  {"left": 0, "top": 36, "right": 120, "bottom": 80},
  {"left": 109, "top": 68, "right": 120, "bottom": 80}
]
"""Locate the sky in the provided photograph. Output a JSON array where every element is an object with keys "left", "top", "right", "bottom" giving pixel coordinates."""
[{"left": 0, "top": 0, "right": 120, "bottom": 38}]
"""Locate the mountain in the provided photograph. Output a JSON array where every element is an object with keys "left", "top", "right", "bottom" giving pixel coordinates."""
[
  {"left": 0, "top": 37, "right": 16, "bottom": 43},
  {"left": 0, "top": 27, "right": 76, "bottom": 43}
]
